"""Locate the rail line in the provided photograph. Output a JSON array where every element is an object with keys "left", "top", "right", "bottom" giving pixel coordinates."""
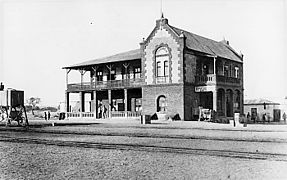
[
  {"left": 0, "top": 128, "right": 286, "bottom": 143},
  {"left": 0, "top": 135, "right": 287, "bottom": 162}
]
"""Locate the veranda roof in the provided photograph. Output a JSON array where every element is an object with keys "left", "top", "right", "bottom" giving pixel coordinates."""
[{"left": 63, "top": 49, "right": 141, "bottom": 69}]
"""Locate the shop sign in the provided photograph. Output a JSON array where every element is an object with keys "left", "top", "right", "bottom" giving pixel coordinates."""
[{"left": 195, "top": 86, "right": 215, "bottom": 92}]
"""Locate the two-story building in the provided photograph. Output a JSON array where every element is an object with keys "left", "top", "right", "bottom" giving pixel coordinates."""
[{"left": 63, "top": 16, "right": 244, "bottom": 120}]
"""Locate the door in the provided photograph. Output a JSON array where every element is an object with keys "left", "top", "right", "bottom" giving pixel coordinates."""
[
  {"left": 251, "top": 108, "right": 257, "bottom": 120},
  {"left": 273, "top": 109, "right": 281, "bottom": 122}
]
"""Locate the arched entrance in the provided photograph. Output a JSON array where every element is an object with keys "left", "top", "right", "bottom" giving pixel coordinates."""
[{"left": 157, "top": 95, "right": 167, "bottom": 113}]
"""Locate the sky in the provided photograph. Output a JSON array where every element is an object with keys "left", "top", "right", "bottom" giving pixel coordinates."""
[{"left": 0, "top": 0, "right": 286, "bottom": 106}]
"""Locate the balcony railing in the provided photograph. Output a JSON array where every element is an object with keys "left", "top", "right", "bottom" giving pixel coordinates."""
[
  {"left": 195, "top": 74, "right": 216, "bottom": 84},
  {"left": 67, "top": 78, "right": 144, "bottom": 91},
  {"left": 195, "top": 74, "right": 240, "bottom": 85}
]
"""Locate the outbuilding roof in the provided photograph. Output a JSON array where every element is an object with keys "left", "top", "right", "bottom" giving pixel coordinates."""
[{"left": 244, "top": 99, "right": 280, "bottom": 105}]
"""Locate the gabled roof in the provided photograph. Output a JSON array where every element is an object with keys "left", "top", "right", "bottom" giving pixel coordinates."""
[
  {"left": 63, "top": 18, "right": 243, "bottom": 69},
  {"left": 244, "top": 99, "right": 280, "bottom": 105},
  {"left": 170, "top": 26, "right": 242, "bottom": 62},
  {"left": 63, "top": 49, "right": 141, "bottom": 69}
]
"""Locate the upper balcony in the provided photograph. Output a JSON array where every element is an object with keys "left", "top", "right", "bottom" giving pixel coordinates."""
[
  {"left": 195, "top": 74, "right": 241, "bottom": 86},
  {"left": 67, "top": 78, "right": 144, "bottom": 92}
]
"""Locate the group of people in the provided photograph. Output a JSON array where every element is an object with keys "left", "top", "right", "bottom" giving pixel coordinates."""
[{"left": 246, "top": 112, "right": 287, "bottom": 124}]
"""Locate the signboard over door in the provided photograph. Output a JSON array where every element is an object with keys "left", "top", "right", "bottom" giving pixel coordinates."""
[{"left": 195, "top": 86, "right": 215, "bottom": 92}]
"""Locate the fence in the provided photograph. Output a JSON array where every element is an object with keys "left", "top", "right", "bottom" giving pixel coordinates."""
[{"left": 66, "top": 111, "right": 141, "bottom": 119}]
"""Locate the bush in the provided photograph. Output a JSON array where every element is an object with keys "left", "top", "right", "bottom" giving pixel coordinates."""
[
  {"left": 150, "top": 113, "right": 158, "bottom": 120},
  {"left": 172, "top": 114, "right": 181, "bottom": 120}
]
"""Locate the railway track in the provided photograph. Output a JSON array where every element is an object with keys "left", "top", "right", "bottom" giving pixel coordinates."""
[
  {"left": 0, "top": 135, "right": 287, "bottom": 162},
  {"left": 0, "top": 127, "right": 287, "bottom": 143}
]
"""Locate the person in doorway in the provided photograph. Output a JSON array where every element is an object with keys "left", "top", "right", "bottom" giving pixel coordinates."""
[
  {"left": 98, "top": 104, "right": 102, "bottom": 119},
  {"left": 247, "top": 112, "right": 251, "bottom": 123},
  {"left": 48, "top": 111, "right": 51, "bottom": 120},
  {"left": 103, "top": 105, "right": 107, "bottom": 118},
  {"left": 283, "top": 112, "right": 286, "bottom": 124},
  {"left": 262, "top": 113, "right": 266, "bottom": 124},
  {"left": 44, "top": 112, "right": 47, "bottom": 121}
]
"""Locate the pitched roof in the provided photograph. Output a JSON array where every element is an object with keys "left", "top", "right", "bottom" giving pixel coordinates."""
[
  {"left": 170, "top": 26, "right": 242, "bottom": 62},
  {"left": 63, "top": 49, "right": 141, "bottom": 69},
  {"left": 64, "top": 20, "right": 242, "bottom": 69},
  {"left": 244, "top": 99, "right": 280, "bottom": 105}
]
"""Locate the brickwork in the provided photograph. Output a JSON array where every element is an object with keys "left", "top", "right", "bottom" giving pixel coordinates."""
[
  {"left": 141, "top": 19, "right": 182, "bottom": 85},
  {"left": 183, "top": 84, "right": 199, "bottom": 120},
  {"left": 142, "top": 84, "right": 184, "bottom": 119},
  {"left": 184, "top": 53, "right": 197, "bottom": 83}
]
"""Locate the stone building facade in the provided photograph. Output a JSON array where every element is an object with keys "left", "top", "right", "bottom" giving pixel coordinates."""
[{"left": 63, "top": 17, "right": 244, "bottom": 120}]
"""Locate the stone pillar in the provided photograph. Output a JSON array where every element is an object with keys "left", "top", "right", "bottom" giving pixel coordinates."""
[
  {"left": 212, "top": 90, "right": 217, "bottom": 112},
  {"left": 65, "top": 91, "right": 70, "bottom": 112},
  {"left": 124, "top": 89, "right": 128, "bottom": 117},
  {"left": 108, "top": 90, "right": 111, "bottom": 118}
]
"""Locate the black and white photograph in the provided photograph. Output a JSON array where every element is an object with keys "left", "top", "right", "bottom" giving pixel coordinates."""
[{"left": 0, "top": 0, "right": 287, "bottom": 179}]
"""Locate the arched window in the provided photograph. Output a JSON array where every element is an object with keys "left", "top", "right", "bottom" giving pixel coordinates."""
[{"left": 155, "top": 47, "right": 169, "bottom": 83}]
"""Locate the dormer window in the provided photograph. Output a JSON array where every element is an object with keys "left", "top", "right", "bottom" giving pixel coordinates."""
[{"left": 155, "top": 47, "right": 169, "bottom": 83}]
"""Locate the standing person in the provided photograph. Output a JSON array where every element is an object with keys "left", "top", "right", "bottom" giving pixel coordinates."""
[
  {"left": 44, "top": 112, "right": 47, "bottom": 121},
  {"left": 262, "top": 113, "right": 266, "bottom": 124},
  {"left": 98, "top": 105, "right": 102, "bottom": 119},
  {"left": 48, "top": 111, "right": 51, "bottom": 120},
  {"left": 247, "top": 112, "right": 251, "bottom": 123},
  {"left": 283, "top": 112, "right": 286, "bottom": 124},
  {"left": 103, "top": 105, "right": 107, "bottom": 118}
]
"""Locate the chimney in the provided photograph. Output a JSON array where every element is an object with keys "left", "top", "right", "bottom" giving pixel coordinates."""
[{"left": 220, "top": 38, "right": 229, "bottom": 45}]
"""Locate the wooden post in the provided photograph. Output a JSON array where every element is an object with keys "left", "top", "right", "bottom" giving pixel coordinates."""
[
  {"left": 124, "top": 89, "right": 128, "bottom": 117},
  {"left": 65, "top": 91, "right": 70, "bottom": 112},
  {"left": 93, "top": 90, "right": 97, "bottom": 118},
  {"left": 123, "top": 63, "right": 129, "bottom": 80},
  {"left": 92, "top": 66, "right": 98, "bottom": 89},
  {"left": 108, "top": 90, "right": 112, "bottom": 118},
  {"left": 213, "top": 57, "right": 216, "bottom": 75},
  {"left": 79, "top": 69, "right": 86, "bottom": 89},
  {"left": 66, "top": 69, "right": 71, "bottom": 89}
]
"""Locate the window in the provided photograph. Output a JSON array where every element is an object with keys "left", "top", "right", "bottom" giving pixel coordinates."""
[
  {"left": 155, "top": 47, "right": 169, "bottom": 83},
  {"left": 134, "top": 67, "right": 141, "bottom": 79},
  {"left": 224, "top": 65, "right": 229, "bottom": 77},
  {"left": 96, "top": 71, "right": 103, "bottom": 81},
  {"left": 164, "top": 61, "right": 169, "bottom": 76},
  {"left": 156, "top": 61, "right": 161, "bottom": 77},
  {"left": 108, "top": 69, "right": 116, "bottom": 80},
  {"left": 235, "top": 67, "right": 239, "bottom": 78}
]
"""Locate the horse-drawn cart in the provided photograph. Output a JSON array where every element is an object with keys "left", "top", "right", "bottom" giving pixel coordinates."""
[{"left": 0, "top": 85, "right": 29, "bottom": 126}]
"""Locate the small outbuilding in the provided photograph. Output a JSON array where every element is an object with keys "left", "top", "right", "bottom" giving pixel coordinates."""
[{"left": 244, "top": 99, "right": 281, "bottom": 122}]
